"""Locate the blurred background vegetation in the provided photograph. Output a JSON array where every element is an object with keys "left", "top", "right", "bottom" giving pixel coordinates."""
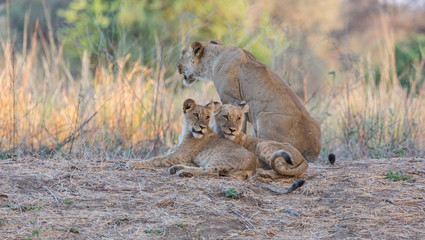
[{"left": 0, "top": 0, "right": 424, "bottom": 160}]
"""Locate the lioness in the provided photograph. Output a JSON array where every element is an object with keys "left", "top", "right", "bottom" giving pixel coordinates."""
[
  {"left": 176, "top": 41, "right": 321, "bottom": 162},
  {"left": 211, "top": 101, "right": 308, "bottom": 178},
  {"left": 127, "top": 98, "right": 258, "bottom": 179}
]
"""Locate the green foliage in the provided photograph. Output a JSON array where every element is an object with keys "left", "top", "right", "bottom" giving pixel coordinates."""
[
  {"left": 22, "top": 205, "right": 37, "bottom": 212},
  {"left": 144, "top": 227, "right": 168, "bottom": 234},
  {"left": 395, "top": 34, "right": 425, "bottom": 93},
  {"left": 386, "top": 169, "right": 415, "bottom": 182},
  {"left": 225, "top": 188, "right": 240, "bottom": 199},
  {"left": 28, "top": 220, "right": 40, "bottom": 239},
  {"left": 4, "top": 204, "right": 42, "bottom": 212},
  {"left": 175, "top": 221, "right": 184, "bottom": 228},
  {"left": 117, "top": 216, "right": 130, "bottom": 221},
  {"left": 32, "top": 229, "right": 39, "bottom": 238},
  {"left": 69, "top": 227, "right": 79, "bottom": 233},
  {"left": 0, "top": 0, "right": 69, "bottom": 49},
  {"left": 0, "top": 152, "right": 17, "bottom": 160},
  {"left": 56, "top": 0, "right": 288, "bottom": 70},
  {"left": 0, "top": 220, "right": 4, "bottom": 227},
  {"left": 63, "top": 198, "right": 74, "bottom": 205},
  {"left": 4, "top": 203, "right": 19, "bottom": 210}
]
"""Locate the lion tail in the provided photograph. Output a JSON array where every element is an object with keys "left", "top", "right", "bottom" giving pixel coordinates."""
[
  {"left": 271, "top": 150, "right": 308, "bottom": 177},
  {"left": 256, "top": 179, "right": 305, "bottom": 194}
]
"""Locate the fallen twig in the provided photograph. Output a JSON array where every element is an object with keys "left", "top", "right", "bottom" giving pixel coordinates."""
[
  {"left": 43, "top": 186, "right": 61, "bottom": 213},
  {"left": 230, "top": 208, "right": 256, "bottom": 230}
]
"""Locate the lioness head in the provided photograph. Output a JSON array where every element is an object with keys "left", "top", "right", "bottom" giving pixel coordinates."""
[
  {"left": 182, "top": 98, "right": 214, "bottom": 138},
  {"left": 176, "top": 40, "right": 222, "bottom": 86},
  {"left": 212, "top": 101, "right": 248, "bottom": 140}
]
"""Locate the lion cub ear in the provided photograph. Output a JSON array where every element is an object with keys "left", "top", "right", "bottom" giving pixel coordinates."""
[
  {"left": 191, "top": 42, "right": 205, "bottom": 58},
  {"left": 183, "top": 99, "right": 196, "bottom": 113},
  {"left": 206, "top": 101, "right": 222, "bottom": 115},
  {"left": 238, "top": 101, "right": 249, "bottom": 113}
]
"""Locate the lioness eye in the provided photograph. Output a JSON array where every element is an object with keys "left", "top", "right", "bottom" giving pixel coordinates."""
[{"left": 193, "top": 113, "right": 199, "bottom": 118}]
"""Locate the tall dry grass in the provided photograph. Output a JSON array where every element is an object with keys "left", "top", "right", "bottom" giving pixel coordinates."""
[
  {"left": 0, "top": 12, "right": 424, "bottom": 160},
  {"left": 0, "top": 19, "right": 217, "bottom": 159},
  {"left": 314, "top": 15, "right": 425, "bottom": 159}
]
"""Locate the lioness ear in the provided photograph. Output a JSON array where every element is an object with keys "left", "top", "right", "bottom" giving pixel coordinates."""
[
  {"left": 210, "top": 40, "right": 222, "bottom": 45},
  {"left": 191, "top": 42, "right": 205, "bottom": 58},
  {"left": 183, "top": 99, "right": 196, "bottom": 113},
  {"left": 238, "top": 101, "right": 249, "bottom": 113}
]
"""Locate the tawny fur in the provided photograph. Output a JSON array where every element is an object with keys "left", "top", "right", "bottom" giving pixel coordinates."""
[
  {"left": 177, "top": 41, "right": 321, "bottom": 162},
  {"left": 211, "top": 102, "right": 308, "bottom": 178},
  {"left": 127, "top": 99, "right": 258, "bottom": 180}
]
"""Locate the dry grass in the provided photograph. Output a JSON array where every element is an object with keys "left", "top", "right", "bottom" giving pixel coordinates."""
[
  {"left": 0, "top": 157, "right": 424, "bottom": 239},
  {"left": 0, "top": 25, "right": 217, "bottom": 158}
]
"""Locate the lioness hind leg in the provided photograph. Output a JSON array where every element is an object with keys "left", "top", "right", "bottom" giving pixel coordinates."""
[{"left": 256, "top": 112, "right": 321, "bottom": 161}]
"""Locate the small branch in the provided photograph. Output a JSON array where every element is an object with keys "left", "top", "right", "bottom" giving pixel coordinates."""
[
  {"left": 51, "top": 112, "right": 98, "bottom": 153},
  {"left": 43, "top": 186, "right": 61, "bottom": 213},
  {"left": 230, "top": 208, "right": 256, "bottom": 230}
]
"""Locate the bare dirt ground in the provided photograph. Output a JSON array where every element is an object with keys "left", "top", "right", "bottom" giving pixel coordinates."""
[{"left": 1, "top": 156, "right": 424, "bottom": 239}]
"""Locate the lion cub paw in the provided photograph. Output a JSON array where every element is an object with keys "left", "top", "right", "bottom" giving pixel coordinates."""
[
  {"left": 126, "top": 160, "right": 149, "bottom": 169},
  {"left": 176, "top": 170, "right": 193, "bottom": 178},
  {"left": 168, "top": 165, "right": 187, "bottom": 175},
  {"left": 125, "top": 161, "right": 136, "bottom": 168}
]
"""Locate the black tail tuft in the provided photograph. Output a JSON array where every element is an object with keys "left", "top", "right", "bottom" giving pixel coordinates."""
[
  {"left": 271, "top": 150, "right": 293, "bottom": 166},
  {"left": 283, "top": 153, "right": 293, "bottom": 165},
  {"left": 293, "top": 179, "right": 305, "bottom": 188},
  {"left": 286, "top": 179, "right": 305, "bottom": 193},
  {"left": 328, "top": 153, "right": 336, "bottom": 165},
  {"left": 256, "top": 179, "right": 305, "bottom": 194}
]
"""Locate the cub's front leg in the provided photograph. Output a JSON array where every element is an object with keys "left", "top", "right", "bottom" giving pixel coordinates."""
[{"left": 127, "top": 152, "right": 188, "bottom": 169}]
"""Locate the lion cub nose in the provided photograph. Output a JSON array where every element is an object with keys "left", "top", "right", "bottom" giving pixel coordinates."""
[
  {"left": 199, "top": 125, "right": 206, "bottom": 129},
  {"left": 229, "top": 127, "right": 236, "bottom": 133}
]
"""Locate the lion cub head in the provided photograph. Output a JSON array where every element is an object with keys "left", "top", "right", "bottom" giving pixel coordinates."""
[
  {"left": 176, "top": 40, "right": 222, "bottom": 86},
  {"left": 182, "top": 98, "right": 214, "bottom": 139},
  {"left": 212, "top": 101, "right": 248, "bottom": 140}
]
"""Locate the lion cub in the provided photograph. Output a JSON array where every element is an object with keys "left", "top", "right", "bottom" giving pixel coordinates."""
[
  {"left": 127, "top": 99, "right": 258, "bottom": 179},
  {"left": 211, "top": 102, "right": 308, "bottom": 178}
]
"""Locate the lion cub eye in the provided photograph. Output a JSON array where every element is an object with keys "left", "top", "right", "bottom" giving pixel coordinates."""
[
  {"left": 193, "top": 113, "right": 199, "bottom": 118},
  {"left": 223, "top": 115, "right": 229, "bottom": 120},
  {"left": 206, "top": 115, "right": 210, "bottom": 120},
  {"left": 236, "top": 116, "right": 241, "bottom": 121}
]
